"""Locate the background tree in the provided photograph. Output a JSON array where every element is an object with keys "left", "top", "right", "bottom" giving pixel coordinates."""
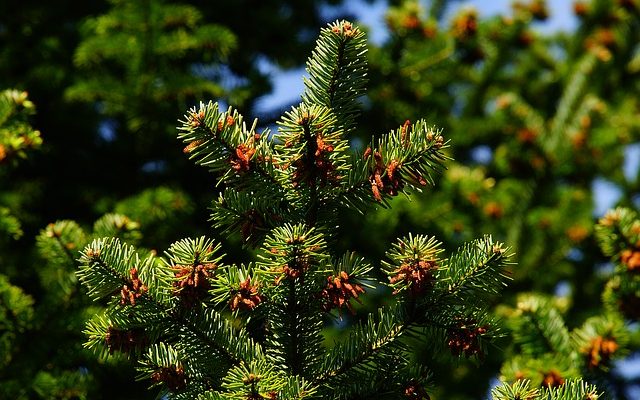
[
  {"left": 64, "top": 0, "right": 237, "bottom": 218},
  {"left": 0, "top": 89, "right": 42, "bottom": 240},
  {"left": 0, "top": 89, "right": 40, "bottom": 396},
  {"left": 498, "top": 208, "right": 640, "bottom": 399},
  {"left": 2, "top": 214, "right": 147, "bottom": 399}
]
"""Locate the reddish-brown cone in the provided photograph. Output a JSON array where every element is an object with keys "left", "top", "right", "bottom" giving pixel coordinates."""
[
  {"left": 401, "top": 119, "right": 411, "bottom": 144},
  {"left": 583, "top": 336, "right": 619, "bottom": 369},
  {"left": 483, "top": 202, "right": 504, "bottom": 219},
  {"left": 291, "top": 135, "right": 338, "bottom": 188},
  {"left": 151, "top": 366, "right": 187, "bottom": 392},
  {"left": 529, "top": 0, "right": 549, "bottom": 20},
  {"left": 229, "top": 277, "right": 263, "bottom": 311},
  {"left": 183, "top": 139, "right": 205, "bottom": 154},
  {"left": 541, "top": 369, "right": 565, "bottom": 388},
  {"left": 451, "top": 9, "right": 478, "bottom": 40},
  {"left": 446, "top": 320, "right": 488, "bottom": 359},
  {"left": 369, "top": 151, "right": 404, "bottom": 201},
  {"left": 404, "top": 380, "right": 431, "bottom": 399},
  {"left": 120, "top": 268, "right": 148, "bottom": 306},
  {"left": 173, "top": 262, "right": 217, "bottom": 307},
  {"left": 621, "top": 249, "right": 640, "bottom": 272},
  {"left": 105, "top": 326, "right": 148, "bottom": 354},
  {"left": 389, "top": 259, "right": 438, "bottom": 296},
  {"left": 574, "top": 1, "right": 589, "bottom": 16},
  {"left": 320, "top": 271, "right": 365, "bottom": 314},
  {"left": 275, "top": 249, "right": 311, "bottom": 283},
  {"left": 187, "top": 109, "right": 205, "bottom": 128},
  {"left": 230, "top": 143, "right": 256, "bottom": 173}
]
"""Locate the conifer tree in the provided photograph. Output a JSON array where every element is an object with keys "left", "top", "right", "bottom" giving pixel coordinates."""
[
  {"left": 74, "top": 20, "right": 605, "bottom": 400},
  {"left": 75, "top": 20, "right": 517, "bottom": 399},
  {"left": 364, "top": 0, "right": 640, "bottom": 293},
  {"left": 63, "top": 0, "right": 241, "bottom": 229},
  {"left": 1, "top": 0, "right": 344, "bottom": 234},
  {"left": 491, "top": 378, "right": 601, "bottom": 400},
  {"left": 57, "top": 0, "right": 355, "bottom": 243},
  {"left": 66, "top": 0, "right": 238, "bottom": 134},
  {"left": 3, "top": 0, "right": 636, "bottom": 398},
  {"left": 0, "top": 87, "right": 184, "bottom": 400}
]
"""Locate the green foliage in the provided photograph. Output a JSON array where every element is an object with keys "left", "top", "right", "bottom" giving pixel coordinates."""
[
  {"left": 31, "top": 370, "right": 94, "bottom": 400},
  {"left": 66, "top": 0, "right": 238, "bottom": 132},
  {"left": 77, "top": 218, "right": 513, "bottom": 398},
  {"left": 0, "top": 89, "right": 38, "bottom": 395},
  {"left": 75, "top": 21, "right": 522, "bottom": 399},
  {"left": 0, "top": 213, "right": 147, "bottom": 399},
  {"left": 595, "top": 207, "right": 640, "bottom": 321},
  {"left": 499, "top": 292, "right": 629, "bottom": 387},
  {"left": 113, "top": 186, "right": 194, "bottom": 245},
  {"left": 36, "top": 220, "right": 88, "bottom": 301},
  {"left": 56, "top": 0, "right": 266, "bottom": 243},
  {"left": 0, "top": 1, "right": 355, "bottom": 398},
  {"left": 0, "top": 206, "right": 22, "bottom": 240},
  {"left": 3, "top": 0, "right": 639, "bottom": 398},
  {"left": 496, "top": 206, "right": 640, "bottom": 392},
  {"left": 0, "top": 89, "right": 42, "bottom": 240},
  {"left": 491, "top": 378, "right": 601, "bottom": 400},
  {"left": 302, "top": 20, "right": 368, "bottom": 135},
  {"left": 0, "top": 275, "right": 34, "bottom": 370},
  {"left": 363, "top": 0, "right": 640, "bottom": 286},
  {"left": 0, "top": 89, "right": 42, "bottom": 166}
]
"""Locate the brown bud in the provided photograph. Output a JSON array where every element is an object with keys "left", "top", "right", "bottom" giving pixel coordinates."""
[{"left": 542, "top": 369, "right": 564, "bottom": 388}]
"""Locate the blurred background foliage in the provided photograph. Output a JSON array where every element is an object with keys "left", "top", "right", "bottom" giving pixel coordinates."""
[{"left": 0, "top": 0, "right": 639, "bottom": 398}]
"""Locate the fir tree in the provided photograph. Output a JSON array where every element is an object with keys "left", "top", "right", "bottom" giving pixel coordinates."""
[
  {"left": 63, "top": 0, "right": 240, "bottom": 233},
  {"left": 3, "top": 0, "right": 636, "bottom": 398},
  {"left": 364, "top": 0, "right": 640, "bottom": 293},
  {"left": 76, "top": 20, "right": 520, "bottom": 399}
]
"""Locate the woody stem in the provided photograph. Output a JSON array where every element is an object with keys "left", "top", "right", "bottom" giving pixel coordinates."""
[
  {"left": 288, "top": 276, "right": 303, "bottom": 375},
  {"left": 303, "top": 122, "right": 319, "bottom": 227}
]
